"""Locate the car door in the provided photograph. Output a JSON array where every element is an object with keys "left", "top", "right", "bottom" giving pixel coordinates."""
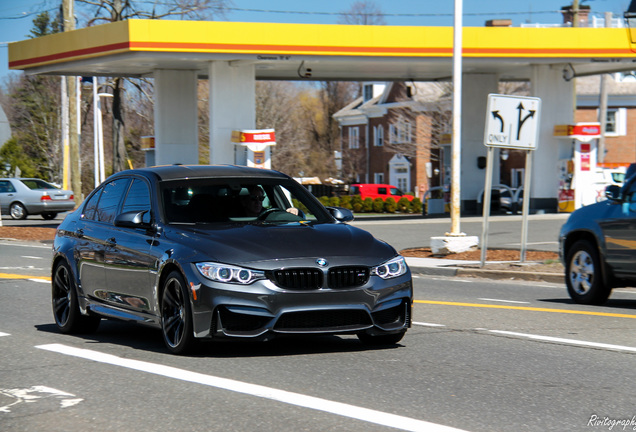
[
  {"left": 0, "top": 180, "right": 16, "bottom": 214},
  {"left": 599, "top": 178, "right": 636, "bottom": 277},
  {"left": 103, "top": 177, "right": 161, "bottom": 316},
  {"left": 77, "top": 178, "right": 131, "bottom": 301}
]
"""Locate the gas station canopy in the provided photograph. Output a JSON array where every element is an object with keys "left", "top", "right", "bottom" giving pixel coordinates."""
[{"left": 8, "top": 19, "right": 636, "bottom": 81}]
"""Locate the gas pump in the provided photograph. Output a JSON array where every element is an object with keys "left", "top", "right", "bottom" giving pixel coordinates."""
[
  {"left": 231, "top": 129, "right": 276, "bottom": 169},
  {"left": 554, "top": 123, "right": 601, "bottom": 212}
]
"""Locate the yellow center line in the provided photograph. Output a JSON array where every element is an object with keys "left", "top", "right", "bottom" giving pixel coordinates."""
[
  {"left": 0, "top": 273, "right": 50, "bottom": 281},
  {"left": 415, "top": 300, "right": 636, "bottom": 319}
]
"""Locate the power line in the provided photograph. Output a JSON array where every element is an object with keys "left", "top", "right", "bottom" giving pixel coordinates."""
[{"left": 226, "top": 7, "right": 563, "bottom": 18}]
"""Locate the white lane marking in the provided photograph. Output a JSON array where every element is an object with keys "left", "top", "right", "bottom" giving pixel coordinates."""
[
  {"left": 0, "top": 241, "right": 50, "bottom": 249},
  {"left": 21, "top": 255, "right": 44, "bottom": 260},
  {"left": 0, "top": 266, "right": 43, "bottom": 271},
  {"left": 0, "top": 332, "right": 9, "bottom": 337},
  {"left": 478, "top": 298, "right": 530, "bottom": 304},
  {"left": 489, "top": 330, "right": 636, "bottom": 353},
  {"left": 36, "top": 344, "right": 468, "bottom": 432},
  {"left": 30, "top": 279, "right": 50, "bottom": 284},
  {"left": 413, "top": 322, "right": 446, "bottom": 327},
  {"left": 0, "top": 385, "right": 82, "bottom": 413}
]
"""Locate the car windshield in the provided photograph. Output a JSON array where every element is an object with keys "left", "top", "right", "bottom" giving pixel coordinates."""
[
  {"left": 161, "top": 177, "right": 333, "bottom": 225},
  {"left": 20, "top": 179, "right": 59, "bottom": 190}
]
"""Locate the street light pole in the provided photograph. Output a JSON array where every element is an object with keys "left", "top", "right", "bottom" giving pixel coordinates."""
[
  {"left": 449, "top": 0, "right": 463, "bottom": 236},
  {"left": 430, "top": 0, "right": 478, "bottom": 255}
]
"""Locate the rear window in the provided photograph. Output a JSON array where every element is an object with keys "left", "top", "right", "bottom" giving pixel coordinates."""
[{"left": 20, "top": 179, "right": 59, "bottom": 190}]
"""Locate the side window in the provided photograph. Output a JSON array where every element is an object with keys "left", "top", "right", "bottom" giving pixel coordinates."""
[
  {"left": 82, "top": 189, "right": 103, "bottom": 221},
  {"left": 95, "top": 178, "right": 130, "bottom": 224},
  {"left": 0, "top": 180, "right": 15, "bottom": 193},
  {"left": 377, "top": 187, "right": 387, "bottom": 195},
  {"left": 122, "top": 179, "right": 152, "bottom": 223}
]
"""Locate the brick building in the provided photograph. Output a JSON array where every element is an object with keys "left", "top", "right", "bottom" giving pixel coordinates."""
[
  {"left": 575, "top": 74, "right": 636, "bottom": 167},
  {"left": 333, "top": 82, "right": 450, "bottom": 200}
]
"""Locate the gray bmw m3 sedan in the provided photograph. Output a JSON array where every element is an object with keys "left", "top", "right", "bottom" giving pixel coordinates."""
[{"left": 52, "top": 165, "right": 412, "bottom": 354}]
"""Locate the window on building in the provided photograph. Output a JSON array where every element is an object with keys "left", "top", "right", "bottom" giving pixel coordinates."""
[
  {"left": 348, "top": 126, "right": 360, "bottom": 149},
  {"left": 374, "top": 125, "right": 384, "bottom": 147},
  {"left": 602, "top": 108, "right": 627, "bottom": 136},
  {"left": 363, "top": 84, "right": 374, "bottom": 102},
  {"left": 374, "top": 173, "right": 384, "bottom": 183},
  {"left": 389, "top": 117, "right": 412, "bottom": 143}
]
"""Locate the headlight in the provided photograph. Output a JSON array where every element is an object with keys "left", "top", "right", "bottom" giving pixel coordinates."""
[
  {"left": 195, "top": 262, "right": 265, "bottom": 285},
  {"left": 371, "top": 256, "right": 408, "bottom": 280}
]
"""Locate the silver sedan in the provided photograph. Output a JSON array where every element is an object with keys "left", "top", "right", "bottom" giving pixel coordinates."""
[{"left": 0, "top": 178, "right": 75, "bottom": 220}]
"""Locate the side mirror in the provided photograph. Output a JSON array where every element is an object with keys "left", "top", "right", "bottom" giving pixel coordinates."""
[
  {"left": 114, "top": 210, "right": 151, "bottom": 228},
  {"left": 327, "top": 206, "right": 354, "bottom": 222},
  {"left": 605, "top": 185, "right": 622, "bottom": 202}
]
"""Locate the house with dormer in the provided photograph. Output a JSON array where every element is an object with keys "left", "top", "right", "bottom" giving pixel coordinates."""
[{"left": 333, "top": 82, "right": 451, "bottom": 200}]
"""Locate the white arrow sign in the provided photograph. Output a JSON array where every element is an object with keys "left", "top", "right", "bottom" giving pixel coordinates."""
[{"left": 484, "top": 94, "right": 541, "bottom": 150}]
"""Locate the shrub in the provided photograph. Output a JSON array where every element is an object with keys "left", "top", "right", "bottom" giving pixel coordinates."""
[
  {"left": 319, "top": 196, "right": 330, "bottom": 206},
  {"left": 339, "top": 195, "right": 352, "bottom": 210},
  {"left": 362, "top": 197, "right": 374, "bottom": 212},
  {"left": 384, "top": 197, "right": 397, "bottom": 213},
  {"left": 352, "top": 202, "right": 363, "bottom": 212},
  {"left": 328, "top": 196, "right": 340, "bottom": 207},
  {"left": 397, "top": 197, "right": 410, "bottom": 213},
  {"left": 410, "top": 197, "right": 423, "bottom": 214},
  {"left": 373, "top": 197, "right": 384, "bottom": 213}
]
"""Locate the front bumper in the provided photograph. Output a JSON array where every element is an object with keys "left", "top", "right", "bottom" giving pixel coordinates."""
[{"left": 187, "top": 271, "right": 413, "bottom": 339}]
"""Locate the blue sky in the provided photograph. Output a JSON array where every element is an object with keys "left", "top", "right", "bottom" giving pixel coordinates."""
[{"left": 0, "top": 0, "right": 632, "bottom": 82}]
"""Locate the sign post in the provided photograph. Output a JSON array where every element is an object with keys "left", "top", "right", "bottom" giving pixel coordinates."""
[{"left": 481, "top": 94, "right": 541, "bottom": 266}]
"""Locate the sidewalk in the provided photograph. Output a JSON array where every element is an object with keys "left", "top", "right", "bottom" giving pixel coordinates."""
[{"left": 405, "top": 256, "right": 564, "bottom": 284}]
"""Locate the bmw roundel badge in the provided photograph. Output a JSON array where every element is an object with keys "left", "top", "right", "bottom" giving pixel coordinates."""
[{"left": 316, "top": 258, "right": 328, "bottom": 267}]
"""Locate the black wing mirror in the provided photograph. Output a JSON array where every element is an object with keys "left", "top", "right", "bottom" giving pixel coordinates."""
[
  {"left": 327, "top": 206, "right": 354, "bottom": 222},
  {"left": 605, "top": 185, "right": 622, "bottom": 202},
  {"left": 114, "top": 210, "right": 151, "bottom": 228}
]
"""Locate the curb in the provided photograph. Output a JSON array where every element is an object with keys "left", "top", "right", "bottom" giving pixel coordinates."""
[{"left": 410, "top": 265, "right": 564, "bottom": 283}]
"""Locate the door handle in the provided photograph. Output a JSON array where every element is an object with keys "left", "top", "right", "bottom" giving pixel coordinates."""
[
  {"left": 75, "top": 228, "right": 84, "bottom": 238},
  {"left": 107, "top": 237, "right": 117, "bottom": 246}
]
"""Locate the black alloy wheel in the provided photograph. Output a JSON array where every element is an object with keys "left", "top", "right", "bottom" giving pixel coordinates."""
[
  {"left": 52, "top": 261, "right": 100, "bottom": 333},
  {"left": 161, "top": 271, "right": 195, "bottom": 354}
]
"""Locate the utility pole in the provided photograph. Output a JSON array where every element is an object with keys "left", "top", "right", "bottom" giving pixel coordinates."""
[
  {"left": 63, "top": 0, "right": 82, "bottom": 203},
  {"left": 598, "top": 11, "right": 612, "bottom": 164}
]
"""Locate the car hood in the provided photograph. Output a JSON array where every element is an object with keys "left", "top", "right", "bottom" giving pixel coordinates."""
[{"left": 163, "top": 222, "right": 397, "bottom": 268}]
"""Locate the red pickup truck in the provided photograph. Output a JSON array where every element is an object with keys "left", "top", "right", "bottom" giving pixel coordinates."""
[{"left": 349, "top": 184, "right": 414, "bottom": 201}]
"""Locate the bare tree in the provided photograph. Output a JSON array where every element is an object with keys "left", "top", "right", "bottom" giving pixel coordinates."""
[
  {"left": 76, "top": 0, "right": 232, "bottom": 173},
  {"left": 338, "top": 1, "right": 386, "bottom": 25}
]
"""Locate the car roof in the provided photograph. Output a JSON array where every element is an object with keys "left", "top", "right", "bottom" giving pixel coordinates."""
[{"left": 111, "top": 165, "right": 291, "bottom": 182}]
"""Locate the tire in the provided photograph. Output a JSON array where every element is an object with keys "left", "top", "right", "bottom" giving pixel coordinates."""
[
  {"left": 10, "top": 202, "right": 27, "bottom": 220},
  {"left": 357, "top": 330, "right": 406, "bottom": 346},
  {"left": 565, "top": 240, "right": 611, "bottom": 305},
  {"left": 161, "top": 271, "right": 195, "bottom": 354},
  {"left": 42, "top": 212, "right": 58, "bottom": 220},
  {"left": 52, "top": 261, "right": 101, "bottom": 334}
]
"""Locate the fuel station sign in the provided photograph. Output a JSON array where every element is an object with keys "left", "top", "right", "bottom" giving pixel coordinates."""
[{"left": 231, "top": 129, "right": 276, "bottom": 169}]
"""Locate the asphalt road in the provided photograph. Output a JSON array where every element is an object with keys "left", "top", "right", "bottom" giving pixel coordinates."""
[{"left": 2, "top": 239, "right": 635, "bottom": 432}]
